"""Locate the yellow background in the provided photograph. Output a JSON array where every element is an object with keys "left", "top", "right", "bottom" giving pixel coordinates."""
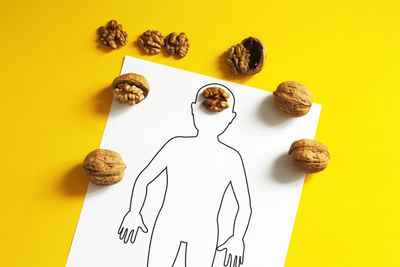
[{"left": 0, "top": 0, "right": 399, "bottom": 266}]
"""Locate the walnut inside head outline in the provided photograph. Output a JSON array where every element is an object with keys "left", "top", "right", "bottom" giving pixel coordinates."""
[{"left": 202, "top": 87, "right": 230, "bottom": 112}]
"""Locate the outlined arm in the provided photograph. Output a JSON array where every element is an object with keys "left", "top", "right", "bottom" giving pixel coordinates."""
[
  {"left": 218, "top": 150, "right": 252, "bottom": 267},
  {"left": 118, "top": 138, "right": 174, "bottom": 244},
  {"left": 128, "top": 144, "right": 170, "bottom": 214},
  {"left": 230, "top": 153, "right": 252, "bottom": 239}
]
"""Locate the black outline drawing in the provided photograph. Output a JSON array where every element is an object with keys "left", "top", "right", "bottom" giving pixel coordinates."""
[{"left": 118, "top": 83, "right": 252, "bottom": 267}]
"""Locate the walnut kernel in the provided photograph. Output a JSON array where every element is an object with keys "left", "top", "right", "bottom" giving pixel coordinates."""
[
  {"left": 288, "top": 139, "right": 330, "bottom": 173},
  {"left": 273, "top": 81, "right": 313, "bottom": 117},
  {"left": 83, "top": 149, "right": 126, "bottom": 185},
  {"left": 165, "top": 32, "right": 190, "bottom": 58},
  {"left": 202, "top": 87, "right": 230, "bottom": 112},
  {"left": 137, "top": 30, "right": 165, "bottom": 55},
  {"left": 111, "top": 73, "right": 150, "bottom": 105},
  {"left": 97, "top": 20, "right": 127, "bottom": 49},
  {"left": 227, "top": 43, "right": 250, "bottom": 75}
]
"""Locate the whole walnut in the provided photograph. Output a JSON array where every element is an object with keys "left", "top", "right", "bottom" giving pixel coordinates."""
[
  {"left": 288, "top": 139, "right": 330, "bottom": 173},
  {"left": 202, "top": 87, "right": 230, "bottom": 112},
  {"left": 137, "top": 30, "right": 165, "bottom": 55},
  {"left": 97, "top": 20, "right": 127, "bottom": 49},
  {"left": 165, "top": 32, "right": 190, "bottom": 58},
  {"left": 111, "top": 73, "right": 150, "bottom": 105},
  {"left": 227, "top": 37, "right": 266, "bottom": 75},
  {"left": 273, "top": 81, "right": 313, "bottom": 117},
  {"left": 83, "top": 149, "right": 126, "bottom": 185}
]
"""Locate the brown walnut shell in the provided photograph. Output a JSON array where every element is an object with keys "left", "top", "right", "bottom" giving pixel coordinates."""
[
  {"left": 273, "top": 81, "right": 313, "bottom": 117},
  {"left": 110, "top": 73, "right": 150, "bottom": 105},
  {"left": 288, "top": 139, "right": 330, "bottom": 173},
  {"left": 241, "top": 37, "right": 266, "bottom": 75},
  {"left": 227, "top": 37, "right": 266, "bottom": 76},
  {"left": 83, "top": 149, "right": 126, "bottom": 185}
]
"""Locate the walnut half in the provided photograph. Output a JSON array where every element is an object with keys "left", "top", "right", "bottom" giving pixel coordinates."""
[
  {"left": 165, "top": 32, "right": 190, "bottom": 58},
  {"left": 137, "top": 30, "right": 165, "bottom": 55},
  {"left": 97, "top": 20, "right": 127, "bottom": 49},
  {"left": 227, "top": 37, "right": 266, "bottom": 75},
  {"left": 110, "top": 73, "right": 150, "bottom": 105}
]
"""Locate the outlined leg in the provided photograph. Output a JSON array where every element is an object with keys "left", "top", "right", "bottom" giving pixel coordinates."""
[
  {"left": 147, "top": 229, "right": 181, "bottom": 267},
  {"left": 186, "top": 240, "right": 218, "bottom": 267}
]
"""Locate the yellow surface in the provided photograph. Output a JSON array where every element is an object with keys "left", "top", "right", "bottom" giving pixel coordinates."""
[{"left": 0, "top": 0, "right": 399, "bottom": 266}]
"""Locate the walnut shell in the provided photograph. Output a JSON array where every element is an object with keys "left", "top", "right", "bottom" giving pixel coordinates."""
[
  {"left": 241, "top": 37, "right": 266, "bottom": 75},
  {"left": 288, "top": 139, "right": 330, "bottom": 173},
  {"left": 273, "top": 81, "right": 313, "bottom": 117},
  {"left": 227, "top": 37, "right": 266, "bottom": 76},
  {"left": 83, "top": 149, "right": 126, "bottom": 185},
  {"left": 111, "top": 73, "right": 150, "bottom": 105}
]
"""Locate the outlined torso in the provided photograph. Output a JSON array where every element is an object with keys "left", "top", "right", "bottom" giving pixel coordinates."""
[{"left": 153, "top": 137, "right": 239, "bottom": 240}]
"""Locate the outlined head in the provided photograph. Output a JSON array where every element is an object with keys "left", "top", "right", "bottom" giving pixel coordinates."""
[{"left": 191, "top": 83, "right": 237, "bottom": 136}]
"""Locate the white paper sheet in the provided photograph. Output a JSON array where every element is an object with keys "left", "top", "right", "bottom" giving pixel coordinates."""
[{"left": 67, "top": 56, "right": 321, "bottom": 267}]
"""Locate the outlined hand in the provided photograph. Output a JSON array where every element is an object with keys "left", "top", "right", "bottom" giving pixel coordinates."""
[
  {"left": 217, "top": 236, "right": 245, "bottom": 267},
  {"left": 118, "top": 211, "right": 148, "bottom": 244}
]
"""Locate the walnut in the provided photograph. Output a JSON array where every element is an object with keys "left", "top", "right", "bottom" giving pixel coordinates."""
[
  {"left": 227, "top": 37, "right": 266, "bottom": 75},
  {"left": 97, "top": 20, "right": 127, "bottom": 49},
  {"left": 202, "top": 87, "right": 230, "bottom": 112},
  {"left": 165, "top": 32, "right": 190, "bottom": 58},
  {"left": 111, "top": 73, "right": 150, "bottom": 105},
  {"left": 83, "top": 149, "right": 126, "bottom": 185},
  {"left": 288, "top": 139, "right": 330, "bottom": 173},
  {"left": 273, "top": 81, "right": 313, "bottom": 117},
  {"left": 137, "top": 30, "right": 165, "bottom": 55}
]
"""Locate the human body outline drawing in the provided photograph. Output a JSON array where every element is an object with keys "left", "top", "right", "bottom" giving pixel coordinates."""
[{"left": 118, "top": 83, "right": 252, "bottom": 267}]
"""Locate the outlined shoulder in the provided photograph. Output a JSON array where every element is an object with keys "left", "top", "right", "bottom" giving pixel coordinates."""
[
  {"left": 155, "top": 135, "right": 192, "bottom": 154},
  {"left": 218, "top": 141, "right": 245, "bottom": 164}
]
